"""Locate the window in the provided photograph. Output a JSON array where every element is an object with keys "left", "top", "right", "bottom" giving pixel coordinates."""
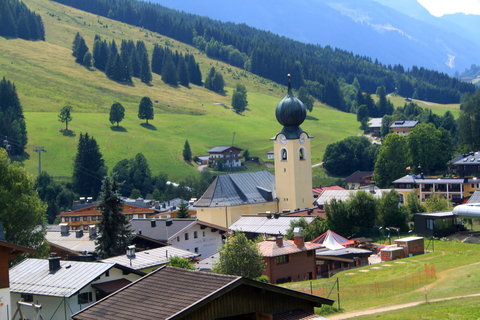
[
  {"left": 21, "top": 294, "right": 33, "bottom": 302},
  {"left": 194, "top": 231, "right": 198, "bottom": 239},
  {"left": 276, "top": 255, "right": 289, "bottom": 264},
  {"left": 138, "top": 214, "right": 144, "bottom": 218},
  {"left": 299, "top": 147, "right": 305, "bottom": 160},
  {"left": 426, "top": 218, "right": 434, "bottom": 230},
  {"left": 194, "top": 247, "right": 199, "bottom": 253},
  {"left": 177, "top": 236, "right": 180, "bottom": 242},
  {"left": 185, "top": 233, "right": 189, "bottom": 240},
  {"left": 64, "top": 217, "right": 69, "bottom": 222},
  {"left": 281, "top": 148, "right": 288, "bottom": 161},
  {"left": 78, "top": 292, "right": 93, "bottom": 305},
  {"left": 83, "top": 216, "right": 89, "bottom": 221},
  {"left": 151, "top": 220, "right": 156, "bottom": 228},
  {"left": 105, "top": 270, "right": 110, "bottom": 277}
]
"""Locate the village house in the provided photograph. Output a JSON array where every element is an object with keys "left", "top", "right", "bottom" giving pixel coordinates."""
[
  {"left": 344, "top": 170, "right": 374, "bottom": 190},
  {"left": 196, "top": 82, "right": 314, "bottom": 227},
  {"left": 101, "top": 245, "right": 198, "bottom": 273},
  {"left": 390, "top": 120, "right": 419, "bottom": 135},
  {"left": 315, "top": 188, "right": 389, "bottom": 210},
  {"left": 312, "top": 185, "right": 345, "bottom": 199},
  {"left": 367, "top": 117, "right": 383, "bottom": 136},
  {"left": 207, "top": 146, "right": 243, "bottom": 168},
  {"left": 258, "top": 229, "right": 321, "bottom": 284},
  {"left": 414, "top": 211, "right": 459, "bottom": 237},
  {"left": 130, "top": 218, "right": 227, "bottom": 258},
  {"left": 0, "top": 224, "right": 36, "bottom": 320},
  {"left": 449, "top": 151, "right": 480, "bottom": 177},
  {"left": 9, "top": 254, "right": 142, "bottom": 320},
  {"left": 58, "top": 203, "right": 158, "bottom": 231},
  {"left": 72, "top": 266, "right": 333, "bottom": 320},
  {"left": 392, "top": 174, "right": 480, "bottom": 204},
  {"left": 229, "top": 214, "right": 317, "bottom": 239}
]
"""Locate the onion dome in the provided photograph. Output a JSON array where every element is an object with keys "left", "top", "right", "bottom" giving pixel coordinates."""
[{"left": 275, "top": 75, "right": 307, "bottom": 139}]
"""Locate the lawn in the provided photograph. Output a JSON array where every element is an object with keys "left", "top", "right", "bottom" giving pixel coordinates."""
[
  {"left": 355, "top": 296, "right": 480, "bottom": 320},
  {"left": 2, "top": 0, "right": 361, "bottom": 180},
  {"left": 283, "top": 240, "right": 480, "bottom": 313}
]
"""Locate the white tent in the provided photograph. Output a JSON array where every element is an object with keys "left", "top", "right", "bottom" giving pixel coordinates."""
[{"left": 322, "top": 230, "right": 345, "bottom": 250}]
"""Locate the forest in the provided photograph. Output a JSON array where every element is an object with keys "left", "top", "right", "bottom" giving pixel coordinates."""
[
  {"left": 0, "top": 0, "right": 45, "bottom": 40},
  {"left": 52, "top": 0, "right": 476, "bottom": 108}
]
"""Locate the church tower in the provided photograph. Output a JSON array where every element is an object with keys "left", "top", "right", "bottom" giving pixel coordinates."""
[{"left": 273, "top": 75, "right": 313, "bottom": 212}]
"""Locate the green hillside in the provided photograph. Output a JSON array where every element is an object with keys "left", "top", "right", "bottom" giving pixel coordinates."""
[{"left": 0, "top": 0, "right": 456, "bottom": 181}]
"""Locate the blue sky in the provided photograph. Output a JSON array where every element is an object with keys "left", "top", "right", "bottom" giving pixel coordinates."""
[{"left": 418, "top": 0, "right": 480, "bottom": 16}]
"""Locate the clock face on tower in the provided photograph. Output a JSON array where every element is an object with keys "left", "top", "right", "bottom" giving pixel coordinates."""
[
  {"left": 279, "top": 135, "right": 287, "bottom": 145},
  {"left": 299, "top": 133, "right": 307, "bottom": 144}
]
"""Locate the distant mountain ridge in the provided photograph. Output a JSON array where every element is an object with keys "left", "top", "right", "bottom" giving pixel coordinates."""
[{"left": 152, "top": 0, "right": 480, "bottom": 74}]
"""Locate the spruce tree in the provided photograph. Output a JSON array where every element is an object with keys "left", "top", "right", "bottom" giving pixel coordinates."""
[
  {"left": 151, "top": 44, "right": 164, "bottom": 75},
  {"left": 140, "top": 51, "right": 152, "bottom": 84},
  {"left": 176, "top": 201, "right": 190, "bottom": 218},
  {"left": 161, "top": 53, "right": 178, "bottom": 85},
  {"left": 72, "top": 133, "right": 107, "bottom": 198},
  {"left": 138, "top": 97, "right": 154, "bottom": 124},
  {"left": 186, "top": 54, "right": 203, "bottom": 86},
  {"left": 183, "top": 140, "right": 192, "bottom": 161},
  {"left": 93, "top": 38, "right": 109, "bottom": 71},
  {"left": 177, "top": 57, "right": 189, "bottom": 87},
  {"left": 0, "top": 77, "right": 27, "bottom": 155},
  {"left": 95, "top": 176, "right": 133, "bottom": 259},
  {"left": 83, "top": 51, "right": 93, "bottom": 69}
]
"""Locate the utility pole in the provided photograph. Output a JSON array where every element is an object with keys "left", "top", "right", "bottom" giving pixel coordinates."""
[
  {"left": 33, "top": 146, "right": 46, "bottom": 175},
  {"left": 3, "top": 136, "right": 11, "bottom": 159}
]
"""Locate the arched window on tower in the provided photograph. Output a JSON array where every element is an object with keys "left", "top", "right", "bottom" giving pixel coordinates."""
[
  {"left": 299, "top": 147, "right": 305, "bottom": 160},
  {"left": 281, "top": 148, "right": 288, "bottom": 161}
]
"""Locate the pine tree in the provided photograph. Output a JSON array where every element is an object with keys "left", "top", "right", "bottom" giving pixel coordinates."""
[
  {"left": 205, "top": 67, "right": 224, "bottom": 93},
  {"left": 0, "top": 77, "right": 27, "bottom": 155},
  {"left": 72, "top": 33, "right": 89, "bottom": 64},
  {"left": 177, "top": 57, "right": 189, "bottom": 87},
  {"left": 72, "top": 133, "right": 107, "bottom": 198},
  {"left": 175, "top": 201, "right": 190, "bottom": 218},
  {"left": 186, "top": 54, "right": 202, "bottom": 85},
  {"left": 138, "top": 97, "right": 154, "bottom": 124},
  {"left": 161, "top": 53, "right": 178, "bottom": 85},
  {"left": 95, "top": 176, "right": 133, "bottom": 259},
  {"left": 1, "top": 4, "right": 17, "bottom": 37},
  {"left": 151, "top": 44, "right": 164, "bottom": 75},
  {"left": 109, "top": 102, "right": 125, "bottom": 127},
  {"left": 93, "top": 37, "right": 109, "bottom": 71},
  {"left": 83, "top": 51, "right": 93, "bottom": 69},
  {"left": 183, "top": 140, "right": 192, "bottom": 161},
  {"left": 140, "top": 51, "right": 152, "bottom": 84}
]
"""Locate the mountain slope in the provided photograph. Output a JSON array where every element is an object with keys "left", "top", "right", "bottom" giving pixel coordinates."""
[
  {"left": 153, "top": 0, "right": 480, "bottom": 74},
  {"left": 1, "top": 0, "right": 361, "bottom": 180}
]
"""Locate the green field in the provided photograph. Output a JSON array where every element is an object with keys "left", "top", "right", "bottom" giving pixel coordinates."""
[
  {"left": 385, "top": 94, "right": 461, "bottom": 118},
  {"left": 0, "top": 0, "right": 361, "bottom": 180},
  {"left": 283, "top": 240, "right": 480, "bottom": 314},
  {"left": 355, "top": 296, "right": 480, "bottom": 320}
]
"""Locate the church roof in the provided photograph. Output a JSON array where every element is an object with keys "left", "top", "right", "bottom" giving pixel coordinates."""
[
  {"left": 275, "top": 75, "right": 307, "bottom": 139},
  {"left": 195, "top": 171, "right": 276, "bottom": 207}
]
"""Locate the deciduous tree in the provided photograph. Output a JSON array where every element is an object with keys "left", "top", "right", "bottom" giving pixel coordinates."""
[
  {"left": 374, "top": 134, "right": 408, "bottom": 188},
  {"left": 58, "top": 105, "right": 72, "bottom": 131},
  {"left": 138, "top": 97, "right": 154, "bottom": 124},
  {"left": 109, "top": 102, "right": 125, "bottom": 127}
]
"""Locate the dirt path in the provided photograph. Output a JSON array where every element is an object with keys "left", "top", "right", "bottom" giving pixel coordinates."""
[
  {"left": 419, "top": 260, "right": 480, "bottom": 292},
  {"left": 328, "top": 293, "right": 480, "bottom": 319}
]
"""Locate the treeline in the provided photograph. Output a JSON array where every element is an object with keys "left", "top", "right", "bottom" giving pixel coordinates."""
[
  {"left": 0, "top": 0, "right": 45, "bottom": 40},
  {"left": 0, "top": 78, "right": 27, "bottom": 156},
  {"left": 52, "top": 0, "right": 476, "bottom": 107}
]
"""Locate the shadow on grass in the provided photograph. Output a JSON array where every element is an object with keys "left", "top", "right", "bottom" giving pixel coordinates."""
[
  {"left": 59, "top": 129, "right": 76, "bottom": 137},
  {"left": 110, "top": 125, "right": 127, "bottom": 132},
  {"left": 306, "top": 115, "right": 319, "bottom": 121},
  {"left": 140, "top": 123, "right": 157, "bottom": 130}
]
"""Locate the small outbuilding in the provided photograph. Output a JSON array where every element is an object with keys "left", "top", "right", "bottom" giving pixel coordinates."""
[
  {"left": 380, "top": 246, "right": 404, "bottom": 261},
  {"left": 395, "top": 236, "right": 424, "bottom": 256},
  {"left": 414, "top": 211, "right": 457, "bottom": 237}
]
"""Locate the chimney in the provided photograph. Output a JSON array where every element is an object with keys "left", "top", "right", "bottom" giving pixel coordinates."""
[
  {"left": 88, "top": 225, "right": 97, "bottom": 239},
  {"left": 293, "top": 227, "right": 305, "bottom": 248},
  {"left": 275, "top": 235, "right": 283, "bottom": 247},
  {"left": 60, "top": 223, "right": 69, "bottom": 236},
  {"left": 273, "top": 213, "right": 280, "bottom": 219},
  {"left": 48, "top": 253, "right": 61, "bottom": 272},
  {"left": 126, "top": 245, "right": 136, "bottom": 258},
  {"left": 75, "top": 230, "right": 83, "bottom": 238}
]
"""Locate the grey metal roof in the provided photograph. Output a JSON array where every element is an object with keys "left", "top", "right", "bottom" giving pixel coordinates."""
[
  {"left": 415, "top": 211, "right": 454, "bottom": 217},
  {"left": 316, "top": 247, "right": 371, "bottom": 257},
  {"left": 10, "top": 259, "right": 114, "bottom": 297},
  {"left": 468, "top": 191, "right": 480, "bottom": 204},
  {"left": 229, "top": 215, "right": 316, "bottom": 235},
  {"left": 195, "top": 171, "right": 276, "bottom": 207},
  {"left": 393, "top": 175, "right": 416, "bottom": 184},
  {"left": 46, "top": 231, "right": 96, "bottom": 253},
  {"left": 207, "top": 146, "right": 242, "bottom": 153},
  {"left": 368, "top": 118, "right": 383, "bottom": 128},
  {"left": 130, "top": 219, "right": 196, "bottom": 242},
  {"left": 451, "top": 152, "right": 480, "bottom": 166},
  {"left": 393, "top": 175, "right": 465, "bottom": 185},
  {"left": 101, "top": 246, "right": 198, "bottom": 270},
  {"left": 390, "top": 120, "right": 418, "bottom": 128},
  {"left": 315, "top": 189, "right": 388, "bottom": 206}
]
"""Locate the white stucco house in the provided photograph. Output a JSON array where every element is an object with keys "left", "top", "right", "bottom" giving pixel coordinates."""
[{"left": 9, "top": 255, "right": 142, "bottom": 320}]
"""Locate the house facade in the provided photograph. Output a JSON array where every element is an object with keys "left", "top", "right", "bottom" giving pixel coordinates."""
[
  {"left": 58, "top": 203, "right": 158, "bottom": 231},
  {"left": 9, "top": 255, "right": 142, "bottom": 320},
  {"left": 207, "top": 146, "right": 243, "bottom": 168},
  {"left": 450, "top": 152, "right": 480, "bottom": 177},
  {"left": 344, "top": 171, "right": 374, "bottom": 190},
  {"left": 390, "top": 120, "right": 419, "bottom": 135},
  {"left": 258, "top": 232, "right": 320, "bottom": 284},
  {"left": 130, "top": 219, "right": 227, "bottom": 258}
]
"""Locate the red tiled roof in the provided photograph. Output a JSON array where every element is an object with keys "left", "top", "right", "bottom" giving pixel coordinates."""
[
  {"left": 258, "top": 240, "right": 322, "bottom": 257},
  {"left": 312, "top": 186, "right": 345, "bottom": 194},
  {"left": 59, "top": 204, "right": 157, "bottom": 217}
]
